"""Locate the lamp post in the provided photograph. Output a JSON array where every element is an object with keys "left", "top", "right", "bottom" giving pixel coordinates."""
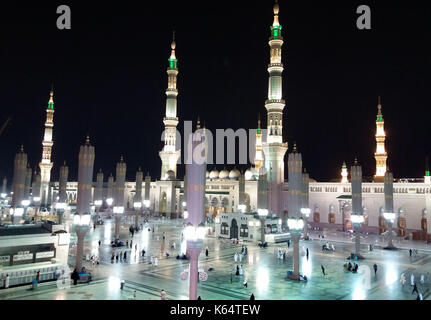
[
  {"left": 301, "top": 208, "right": 311, "bottom": 240},
  {"left": 133, "top": 201, "right": 142, "bottom": 229},
  {"left": 383, "top": 212, "right": 396, "bottom": 249},
  {"left": 55, "top": 202, "right": 67, "bottom": 224},
  {"left": 21, "top": 199, "right": 30, "bottom": 221},
  {"left": 184, "top": 223, "right": 206, "bottom": 300},
  {"left": 73, "top": 213, "right": 91, "bottom": 270},
  {"left": 113, "top": 206, "right": 124, "bottom": 240},
  {"left": 351, "top": 214, "right": 364, "bottom": 259},
  {"left": 94, "top": 200, "right": 102, "bottom": 223},
  {"left": 257, "top": 208, "right": 268, "bottom": 244},
  {"left": 106, "top": 198, "right": 113, "bottom": 218},
  {"left": 12, "top": 207, "right": 24, "bottom": 224},
  {"left": 287, "top": 217, "right": 304, "bottom": 280}
]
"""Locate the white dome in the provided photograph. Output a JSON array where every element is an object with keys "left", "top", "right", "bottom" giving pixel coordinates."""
[
  {"left": 229, "top": 168, "right": 240, "bottom": 179},
  {"left": 219, "top": 169, "right": 229, "bottom": 179},
  {"left": 209, "top": 169, "right": 219, "bottom": 180},
  {"left": 245, "top": 169, "right": 254, "bottom": 181}
]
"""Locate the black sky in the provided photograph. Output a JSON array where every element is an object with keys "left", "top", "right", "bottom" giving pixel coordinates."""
[{"left": 0, "top": 1, "right": 430, "bottom": 183}]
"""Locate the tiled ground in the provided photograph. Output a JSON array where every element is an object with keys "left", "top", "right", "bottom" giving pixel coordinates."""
[{"left": 0, "top": 217, "right": 430, "bottom": 300}]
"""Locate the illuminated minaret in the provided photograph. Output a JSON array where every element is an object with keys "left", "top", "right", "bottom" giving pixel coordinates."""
[
  {"left": 159, "top": 32, "right": 181, "bottom": 180},
  {"left": 254, "top": 115, "right": 264, "bottom": 171},
  {"left": 262, "top": 1, "right": 288, "bottom": 215},
  {"left": 374, "top": 96, "right": 387, "bottom": 182},
  {"left": 39, "top": 88, "right": 55, "bottom": 205},
  {"left": 341, "top": 161, "right": 348, "bottom": 183},
  {"left": 425, "top": 156, "right": 431, "bottom": 184}
]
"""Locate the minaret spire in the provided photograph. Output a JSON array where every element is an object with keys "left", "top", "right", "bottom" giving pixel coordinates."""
[
  {"left": 159, "top": 32, "right": 181, "bottom": 180},
  {"left": 374, "top": 96, "right": 387, "bottom": 182},
  {"left": 39, "top": 87, "right": 55, "bottom": 205},
  {"left": 262, "top": 1, "right": 288, "bottom": 216},
  {"left": 254, "top": 114, "right": 264, "bottom": 171}
]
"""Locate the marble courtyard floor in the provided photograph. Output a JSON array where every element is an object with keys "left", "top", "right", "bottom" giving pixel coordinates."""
[{"left": 0, "top": 217, "right": 430, "bottom": 300}]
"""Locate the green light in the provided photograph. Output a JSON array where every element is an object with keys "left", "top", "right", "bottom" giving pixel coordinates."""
[
  {"left": 270, "top": 25, "right": 282, "bottom": 39},
  {"left": 48, "top": 101, "right": 54, "bottom": 110},
  {"left": 168, "top": 58, "right": 177, "bottom": 69},
  {"left": 426, "top": 170, "right": 430, "bottom": 177},
  {"left": 257, "top": 128, "right": 261, "bottom": 134},
  {"left": 376, "top": 115, "right": 383, "bottom": 121}
]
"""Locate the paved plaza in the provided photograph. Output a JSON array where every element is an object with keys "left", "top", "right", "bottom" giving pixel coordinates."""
[{"left": 0, "top": 217, "right": 430, "bottom": 300}]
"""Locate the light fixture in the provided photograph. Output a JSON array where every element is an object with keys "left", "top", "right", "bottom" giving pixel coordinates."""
[
  {"left": 248, "top": 220, "right": 254, "bottom": 227},
  {"left": 106, "top": 198, "right": 113, "bottom": 206},
  {"left": 143, "top": 200, "right": 150, "bottom": 208},
  {"left": 182, "top": 201, "right": 187, "bottom": 207},
  {"left": 133, "top": 202, "right": 142, "bottom": 209},
  {"left": 215, "top": 217, "right": 220, "bottom": 224},
  {"left": 351, "top": 214, "right": 364, "bottom": 225},
  {"left": 1, "top": 193, "right": 6, "bottom": 198},
  {"left": 94, "top": 200, "right": 103, "bottom": 207},
  {"left": 73, "top": 213, "right": 91, "bottom": 226},
  {"left": 300, "top": 208, "right": 311, "bottom": 217},
  {"left": 383, "top": 212, "right": 395, "bottom": 222},
  {"left": 258, "top": 208, "right": 268, "bottom": 217},
  {"left": 238, "top": 204, "right": 246, "bottom": 213},
  {"left": 14, "top": 207, "right": 24, "bottom": 216},
  {"left": 184, "top": 225, "right": 206, "bottom": 241},
  {"left": 55, "top": 202, "right": 66, "bottom": 210},
  {"left": 33, "top": 197, "right": 41, "bottom": 202},
  {"left": 183, "top": 210, "right": 189, "bottom": 219},
  {"left": 287, "top": 218, "right": 304, "bottom": 231},
  {"left": 113, "top": 206, "right": 124, "bottom": 214},
  {"left": 21, "top": 200, "right": 30, "bottom": 207}
]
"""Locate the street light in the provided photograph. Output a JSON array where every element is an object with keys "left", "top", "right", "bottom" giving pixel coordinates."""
[
  {"left": 257, "top": 208, "right": 268, "bottom": 244},
  {"left": 113, "top": 206, "right": 124, "bottom": 239},
  {"left": 301, "top": 208, "right": 311, "bottom": 240},
  {"left": 351, "top": 213, "right": 364, "bottom": 259},
  {"left": 73, "top": 213, "right": 91, "bottom": 270},
  {"left": 94, "top": 200, "right": 102, "bottom": 225},
  {"left": 184, "top": 223, "right": 206, "bottom": 300},
  {"left": 287, "top": 217, "right": 304, "bottom": 281},
  {"left": 183, "top": 210, "right": 189, "bottom": 219},
  {"left": 383, "top": 212, "right": 396, "bottom": 249},
  {"left": 133, "top": 202, "right": 142, "bottom": 209},
  {"left": 238, "top": 204, "right": 246, "bottom": 213},
  {"left": 106, "top": 198, "right": 113, "bottom": 206},
  {"left": 182, "top": 201, "right": 187, "bottom": 207},
  {"left": 1, "top": 193, "right": 6, "bottom": 198}
]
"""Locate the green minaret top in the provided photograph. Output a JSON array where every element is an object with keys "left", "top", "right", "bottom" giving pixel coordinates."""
[
  {"left": 376, "top": 96, "right": 383, "bottom": 122},
  {"left": 426, "top": 156, "right": 430, "bottom": 177},
  {"left": 257, "top": 114, "right": 261, "bottom": 134},
  {"left": 168, "top": 31, "right": 178, "bottom": 70},
  {"left": 270, "top": 0, "right": 282, "bottom": 39},
  {"left": 48, "top": 88, "right": 54, "bottom": 110}
]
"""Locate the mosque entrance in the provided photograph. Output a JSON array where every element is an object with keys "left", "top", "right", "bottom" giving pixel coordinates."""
[
  {"left": 160, "top": 192, "right": 167, "bottom": 217},
  {"left": 230, "top": 219, "right": 238, "bottom": 239}
]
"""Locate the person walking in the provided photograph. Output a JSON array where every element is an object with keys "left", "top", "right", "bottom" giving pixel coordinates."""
[
  {"left": 235, "top": 265, "right": 240, "bottom": 276},
  {"left": 243, "top": 277, "right": 248, "bottom": 288},
  {"left": 287, "top": 240, "right": 290, "bottom": 248},
  {"left": 373, "top": 264, "right": 378, "bottom": 276},
  {"left": 36, "top": 270, "right": 40, "bottom": 282},
  {"left": 160, "top": 289, "right": 167, "bottom": 300},
  {"left": 126, "top": 240, "right": 129, "bottom": 248},
  {"left": 411, "top": 274, "right": 415, "bottom": 286},
  {"left": 234, "top": 252, "right": 238, "bottom": 262},
  {"left": 250, "top": 293, "right": 255, "bottom": 300},
  {"left": 205, "top": 247, "right": 209, "bottom": 257},
  {"left": 154, "top": 257, "right": 158, "bottom": 267},
  {"left": 135, "top": 244, "right": 138, "bottom": 252},
  {"left": 71, "top": 269, "right": 78, "bottom": 286},
  {"left": 162, "top": 232, "right": 166, "bottom": 241},
  {"left": 321, "top": 264, "right": 326, "bottom": 276},
  {"left": 306, "top": 248, "right": 309, "bottom": 260},
  {"left": 4, "top": 274, "right": 10, "bottom": 288},
  {"left": 409, "top": 249, "right": 412, "bottom": 257},
  {"left": 98, "top": 240, "right": 101, "bottom": 246},
  {"left": 239, "top": 253, "right": 243, "bottom": 262},
  {"left": 239, "top": 265, "right": 243, "bottom": 276},
  {"left": 230, "top": 272, "right": 233, "bottom": 283},
  {"left": 130, "top": 240, "right": 133, "bottom": 248},
  {"left": 124, "top": 251, "right": 127, "bottom": 261},
  {"left": 412, "top": 282, "right": 418, "bottom": 295},
  {"left": 142, "top": 249, "right": 146, "bottom": 257},
  {"left": 420, "top": 274, "right": 425, "bottom": 284}
]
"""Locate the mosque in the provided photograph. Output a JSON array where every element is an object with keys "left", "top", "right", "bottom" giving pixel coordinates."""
[{"left": 5, "top": 1, "right": 431, "bottom": 242}]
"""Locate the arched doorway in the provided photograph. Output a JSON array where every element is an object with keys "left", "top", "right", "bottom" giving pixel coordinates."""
[
  {"left": 244, "top": 193, "right": 251, "bottom": 212},
  {"left": 313, "top": 204, "right": 320, "bottom": 223},
  {"left": 221, "top": 197, "right": 229, "bottom": 213},
  {"left": 230, "top": 219, "right": 238, "bottom": 239},
  {"left": 342, "top": 202, "right": 352, "bottom": 231},
  {"left": 398, "top": 208, "right": 406, "bottom": 237},
  {"left": 422, "top": 209, "right": 427, "bottom": 232},
  {"left": 328, "top": 204, "right": 335, "bottom": 224}
]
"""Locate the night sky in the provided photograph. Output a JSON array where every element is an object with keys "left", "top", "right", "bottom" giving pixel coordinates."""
[{"left": 0, "top": 1, "right": 430, "bottom": 183}]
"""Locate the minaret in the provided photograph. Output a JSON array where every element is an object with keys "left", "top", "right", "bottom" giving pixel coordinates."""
[
  {"left": 254, "top": 115, "right": 264, "bottom": 171},
  {"left": 134, "top": 167, "right": 143, "bottom": 203},
  {"left": 341, "top": 161, "right": 348, "bottom": 183},
  {"left": 95, "top": 169, "right": 104, "bottom": 202},
  {"left": 425, "top": 156, "right": 431, "bottom": 184},
  {"left": 12, "top": 146, "right": 28, "bottom": 207},
  {"left": 59, "top": 161, "right": 68, "bottom": 203},
  {"left": 24, "top": 164, "right": 32, "bottom": 200},
  {"left": 115, "top": 155, "right": 127, "bottom": 207},
  {"left": 374, "top": 96, "right": 387, "bottom": 182},
  {"left": 159, "top": 31, "right": 181, "bottom": 180},
  {"left": 77, "top": 136, "right": 95, "bottom": 214},
  {"left": 39, "top": 88, "right": 55, "bottom": 205},
  {"left": 262, "top": 1, "right": 288, "bottom": 216}
]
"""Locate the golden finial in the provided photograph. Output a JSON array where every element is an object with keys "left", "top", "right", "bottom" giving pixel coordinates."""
[
  {"left": 377, "top": 96, "right": 382, "bottom": 115},
  {"left": 138, "top": 166, "right": 142, "bottom": 172},
  {"left": 354, "top": 157, "right": 358, "bottom": 165},
  {"left": 257, "top": 113, "right": 261, "bottom": 129},
  {"left": 120, "top": 155, "right": 124, "bottom": 162},
  {"left": 63, "top": 160, "right": 66, "bottom": 166},
  {"left": 196, "top": 116, "right": 201, "bottom": 129},
  {"left": 293, "top": 142, "right": 297, "bottom": 153},
  {"left": 273, "top": 0, "right": 280, "bottom": 26},
  {"left": 85, "top": 135, "right": 90, "bottom": 145},
  {"left": 20, "top": 145, "right": 24, "bottom": 152},
  {"left": 170, "top": 30, "right": 176, "bottom": 59}
]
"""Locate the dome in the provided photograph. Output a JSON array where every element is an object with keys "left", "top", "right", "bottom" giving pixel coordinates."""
[
  {"left": 219, "top": 168, "right": 229, "bottom": 179},
  {"left": 165, "top": 170, "right": 175, "bottom": 181},
  {"left": 209, "top": 169, "right": 219, "bottom": 180},
  {"left": 245, "top": 169, "right": 254, "bottom": 181},
  {"left": 229, "top": 168, "right": 240, "bottom": 179}
]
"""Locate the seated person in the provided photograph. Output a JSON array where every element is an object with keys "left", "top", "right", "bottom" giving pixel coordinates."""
[{"left": 348, "top": 262, "right": 352, "bottom": 271}]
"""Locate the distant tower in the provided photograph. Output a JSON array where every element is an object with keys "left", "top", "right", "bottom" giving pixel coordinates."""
[
  {"left": 95, "top": 169, "right": 104, "bottom": 202},
  {"left": 39, "top": 88, "right": 55, "bottom": 205},
  {"left": 159, "top": 32, "right": 181, "bottom": 180},
  {"left": 341, "top": 161, "right": 348, "bottom": 183},
  {"left": 59, "top": 161, "right": 68, "bottom": 203},
  {"left": 2, "top": 177, "right": 7, "bottom": 195},
  {"left": 374, "top": 96, "right": 387, "bottom": 182},
  {"left": 262, "top": 1, "right": 288, "bottom": 216},
  {"left": 107, "top": 173, "right": 114, "bottom": 200},
  {"left": 12, "top": 146, "right": 28, "bottom": 207},
  {"left": 254, "top": 115, "right": 264, "bottom": 171},
  {"left": 134, "top": 167, "right": 143, "bottom": 203},
  {"left": 115, "top": 156, "right": 127, "bottom": 207},
  {"left": 32, "top": 169, "right": 41, "bottom": 201},
  {"left": 77, "top": 136, "right": 95, "bottom": 214},
  {"left": 24, "top": 164, "right": 32, "bottom": 200},
  {"left": 425, "top": 156, "right": 431, "bottom": 184}
]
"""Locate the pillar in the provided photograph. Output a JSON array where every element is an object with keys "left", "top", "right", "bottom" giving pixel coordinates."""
[
  {"left": 134, "top": 168, "right": 143, "bottom": 228},
  {"left": 302, "top": 169, "right": 310, "bottom": 239},
  {"left": 384, "top": 171, "right": 395, "bottom": 249},
  {"left": 107, "top": 173, "right": 114, "bottom": 200},
  {"left": 258, "top": 167, "right": 268, "bottom": 243},
  {"left": 24, "top": 165, "right": 32, "bottom": 200},
  {"left": 12, "top": 146, "right": 27, "bottom": 207},
  {"left": 32, "top": 170, "right": 41, "bottom": 202},
  {"left": 2, "top": 177, "right": 7, "bottom": 195},
  {"left": 351, "top": 160, "right": 364, "bottom": 259},
  {"left": 95, "top": 169, "right": 104, "bottom": 202},
  {"left": 59, "top": 161, "right": 68, "bottom": 203}
]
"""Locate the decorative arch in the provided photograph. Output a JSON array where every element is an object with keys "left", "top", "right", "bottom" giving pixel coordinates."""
[
  {"left": 398, "top": 207, "right": 406, "bottom": 237},
  {"left": 362, "top": 206, "right": 369, "bottom": 226},
  {"left": 421, "top": 209, "right": 427, "bottom": 232},
  {"left": 313, "top": 204, "right": 320, "bottom": 223},
  {"left": 328, "top": 204, "right": 335, "bottom": 224},
  {"left": 378, "top": 206, "right": 386, "bottom": 234}
]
